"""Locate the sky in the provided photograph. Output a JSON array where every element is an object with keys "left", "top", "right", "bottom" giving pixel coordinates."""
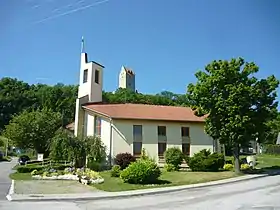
[{"left": 1, "top": 0, "right": 280, "bottom": 101}]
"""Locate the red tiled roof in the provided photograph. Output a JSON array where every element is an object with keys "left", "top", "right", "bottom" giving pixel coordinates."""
[{"left": 83, "top": 103, "right": 205, "bottom": 122}]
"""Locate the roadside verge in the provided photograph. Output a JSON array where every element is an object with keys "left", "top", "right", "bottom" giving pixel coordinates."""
[{"left": 7, "top": 171, "right": 279, "bottom": 202}]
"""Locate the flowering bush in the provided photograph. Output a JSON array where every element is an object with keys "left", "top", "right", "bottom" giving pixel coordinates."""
[
  {"left": 241, "top": 164, "right": 250, "bottom": 170},
  {"left": 64, "top": 167, "right": 75, "bottom": 174},
  {"left": 223, "top": 164, "right": 234, "bottom": 171}
]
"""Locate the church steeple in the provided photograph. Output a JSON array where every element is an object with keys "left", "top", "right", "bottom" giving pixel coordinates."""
[
  {"left": 75, "top": 38, "right": 105, "bottom": 136},
  {"left": 77, "top": 37, "right": 104, "bottom": 103}
]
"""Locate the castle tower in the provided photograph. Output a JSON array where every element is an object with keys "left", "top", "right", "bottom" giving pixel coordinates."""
[
  {"left": 118, "top": 66, "right": 135, "bottom": 92},
  {"left": 74, "top": 37, "right": 104, "bottom": 136}
]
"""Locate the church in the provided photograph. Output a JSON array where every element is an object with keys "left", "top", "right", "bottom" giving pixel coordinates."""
[{"left": 72, "top": 43, "right": 216, "bottom": 165}]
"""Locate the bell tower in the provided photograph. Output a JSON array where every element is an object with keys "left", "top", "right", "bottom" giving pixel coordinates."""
[{"left": 74, "top": 37, "right": 104, "bottom": 136}]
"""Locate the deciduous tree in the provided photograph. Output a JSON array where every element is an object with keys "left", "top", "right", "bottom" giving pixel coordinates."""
[
  {"left": 187, "top": 58, "right": 279, "bottom": 173},
  {"left": 3, "top": 108, "right": 62, "bottom": 155}
]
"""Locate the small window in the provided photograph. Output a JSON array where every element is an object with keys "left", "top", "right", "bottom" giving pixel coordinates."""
[
  {"left": 133, "top": 125, "right": 142, "bottom": 136},
  {"left": 158, "top": 126, "right": 166, "bottom": 136},
  {"left": 133, "top": 142, "right": 142, "bottom": 156},
  {"left": 95, "top": 70, "right": 99, "bottom": 84},
  {"left": 83, "top": 69, "right": 88, "bottom": 83},
  {"left": 158, "top": 142, "right": 167, "bottom": 156},
  {"left": 181, "top": 127, "right": 190, "bottom": 137},
  {"left": 182, "top": 143, "right": 190, "bottom": 156}
]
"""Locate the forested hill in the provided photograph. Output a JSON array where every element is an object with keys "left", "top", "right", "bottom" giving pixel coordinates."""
[{"left": 0, "top": 77, "right": 190, "bottom": 132}]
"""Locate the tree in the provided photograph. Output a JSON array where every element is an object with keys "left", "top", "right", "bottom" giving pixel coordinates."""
[
  {"left": 32, "top": 83, "right": 78, "bottom": 126},
  {"left": 49, "top": 128, "right": 86, "bottom": 167},
  {"left": 0, "top": 77, "right": 36, "bottom": 132},
  {"left": 263, "top": 111, "right": 280, "bottom": 144},
  {"left": 84, "top": 135, "right": 107, "bottom": 164},
  {"left": 3, "top": 108, "right": 62, "bottom": 155},
  {"left": 187, "top": 58, "right": 279, "bottom": 173}
]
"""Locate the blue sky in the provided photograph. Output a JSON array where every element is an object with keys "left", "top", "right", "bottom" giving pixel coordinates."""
[{"left": 1, "top": 0, "right": 280, "bottom": 100}]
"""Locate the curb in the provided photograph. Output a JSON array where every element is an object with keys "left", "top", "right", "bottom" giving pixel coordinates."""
[
  {"left": 7, "top": 172, "right": 278, "bottom": 202},
  {"left": 6, "top": 179, "right": 14, "bottom": 201}
]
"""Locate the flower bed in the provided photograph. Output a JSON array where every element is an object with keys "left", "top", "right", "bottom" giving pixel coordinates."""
[{"left": 31, "top": 167, "right": 104, "bottom": 185}]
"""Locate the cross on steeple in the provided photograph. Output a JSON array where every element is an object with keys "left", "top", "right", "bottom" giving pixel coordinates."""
[{"left": 81, "top": 36, "right": 85, "bottom": 53}]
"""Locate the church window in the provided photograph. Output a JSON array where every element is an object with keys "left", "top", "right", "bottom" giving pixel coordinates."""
[
  {"left": 83, "top": 69, "right": 88, "bottom": 83},
  {"left": 95, "top": 70, "right": 99, "bottom": 84}
]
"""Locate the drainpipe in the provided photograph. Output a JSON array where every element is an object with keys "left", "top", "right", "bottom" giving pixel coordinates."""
[{"left": 109, "top": 118, "right": 113, "bottom": 168}]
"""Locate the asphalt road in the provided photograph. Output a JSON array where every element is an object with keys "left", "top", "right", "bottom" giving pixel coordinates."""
[{"left": 0, "top": 158, "right": 17, "bottom": 200}]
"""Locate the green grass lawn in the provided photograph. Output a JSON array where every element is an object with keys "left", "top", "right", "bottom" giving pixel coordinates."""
[
  {"left": 256, "top": 154, "right": 280, "bottom": 169},
  {"left": 95, "top": 170, "right": 239, "bottom": 192},
  {"left": 10, "top": 172, "right": 33, "bottom": 180}
]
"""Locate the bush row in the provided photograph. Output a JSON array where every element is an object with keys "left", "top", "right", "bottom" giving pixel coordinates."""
[{"left": 17, "top": 164, "right": 71, "bottom": 173}]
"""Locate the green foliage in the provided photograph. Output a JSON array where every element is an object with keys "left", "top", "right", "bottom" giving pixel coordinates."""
[
  {"left": 17, "top": 165, "right": 44, "bottom": 173},
  {"left": 49, "top": 128, "right": 86, "bottom": 167},
  {"left": 262, "top": 144, "right": 280, "bottom": 155},
  {"left": 223, "top": 164, "right": 234, "bottom": 171},
  {"left": 120, "top": 159, "right": 161, "bottom": 184},
  {"left": 0, "top": 78, "right": 78, "bottom": 132},
  {"left": 115, "top": 152, "right": 136, "bottom": 170},
  {"left": 164, "top": 164, "right": 177, "bottom": 172},
  {"left": 30, "top": 169, "right": 39, "bottom": 176},
  {"left": 103, "top": 88, "right": 190, "bottom": 107},
  {"left": 140, "top": 148, "right": 150, "bottom": 160},
  {"left": 3, "top": 108, "right": 61, "bottom": 154},
  {"left": 0, "top": 78, "right": 36, "bottom": 132},
  {"left": 87, "top": 160, "right": 101, "bottom": 172},
  {"left": 241, "top": 164, "right": 250, "bottom": 170},
  {"left": 111, "top": 165, "right": 121, "bottom": 177},
  {"left": 33, "top": 83, "right": 78, "bottom": 126},
  {"left": 164, "top": 147, "right": 184, "bottom": 170},
  {"left": 187, "top": 58, "right": 279, "bottom": 172},
  {"left": 84, "top": 136, "right": 107, "bottom": 164},
  {"left": 188, "top": 149, "right": 224, "bottom": 172}
]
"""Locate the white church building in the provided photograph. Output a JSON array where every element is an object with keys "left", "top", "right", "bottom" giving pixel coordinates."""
[{"left": 73, "top": 48, "right": 216, "bottom": 164}]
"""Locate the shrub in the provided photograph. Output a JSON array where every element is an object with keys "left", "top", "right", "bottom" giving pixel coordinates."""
[
  {"left": 87, "top": 160, "right": 101, "bottom": 172},
  {"left": 241, "top": 164, "right": 250, "bottom": 170},
  {"left": 188, "top": 149, "right": 224, "bottom": 172},
  {"left": 120, "top": 159, "right": 161, "bottom": 184},
  {"left": 164, "top": 147, "right": 184, "bottom": 170},
  {"left": 223, "top": 164, "right": 234, "bottom": 171},
  {"left": 111, "top": 165, "right": 121, "bottom": 177},
  {"left": 140, "top": 148, "right": 149, "bottom": 160},
  {"left": 42, "top": 171, "right": 49, "bottom": 177},
  {"left": 115, "top": 152, "right": 136, "bottom": 170},
  {"left": 17, "top": 165, "right": 44, "bottom": 173},
  {"left": 31, "top": 169, "right": 38, "bottom": 176},
  {"left": 164, "top": 164, "right": 176, "bottom": 172}
]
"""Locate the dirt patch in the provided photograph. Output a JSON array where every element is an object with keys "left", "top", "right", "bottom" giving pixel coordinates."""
[{"left": 14, "top": 180, "right": 100, "bottom": 194}]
